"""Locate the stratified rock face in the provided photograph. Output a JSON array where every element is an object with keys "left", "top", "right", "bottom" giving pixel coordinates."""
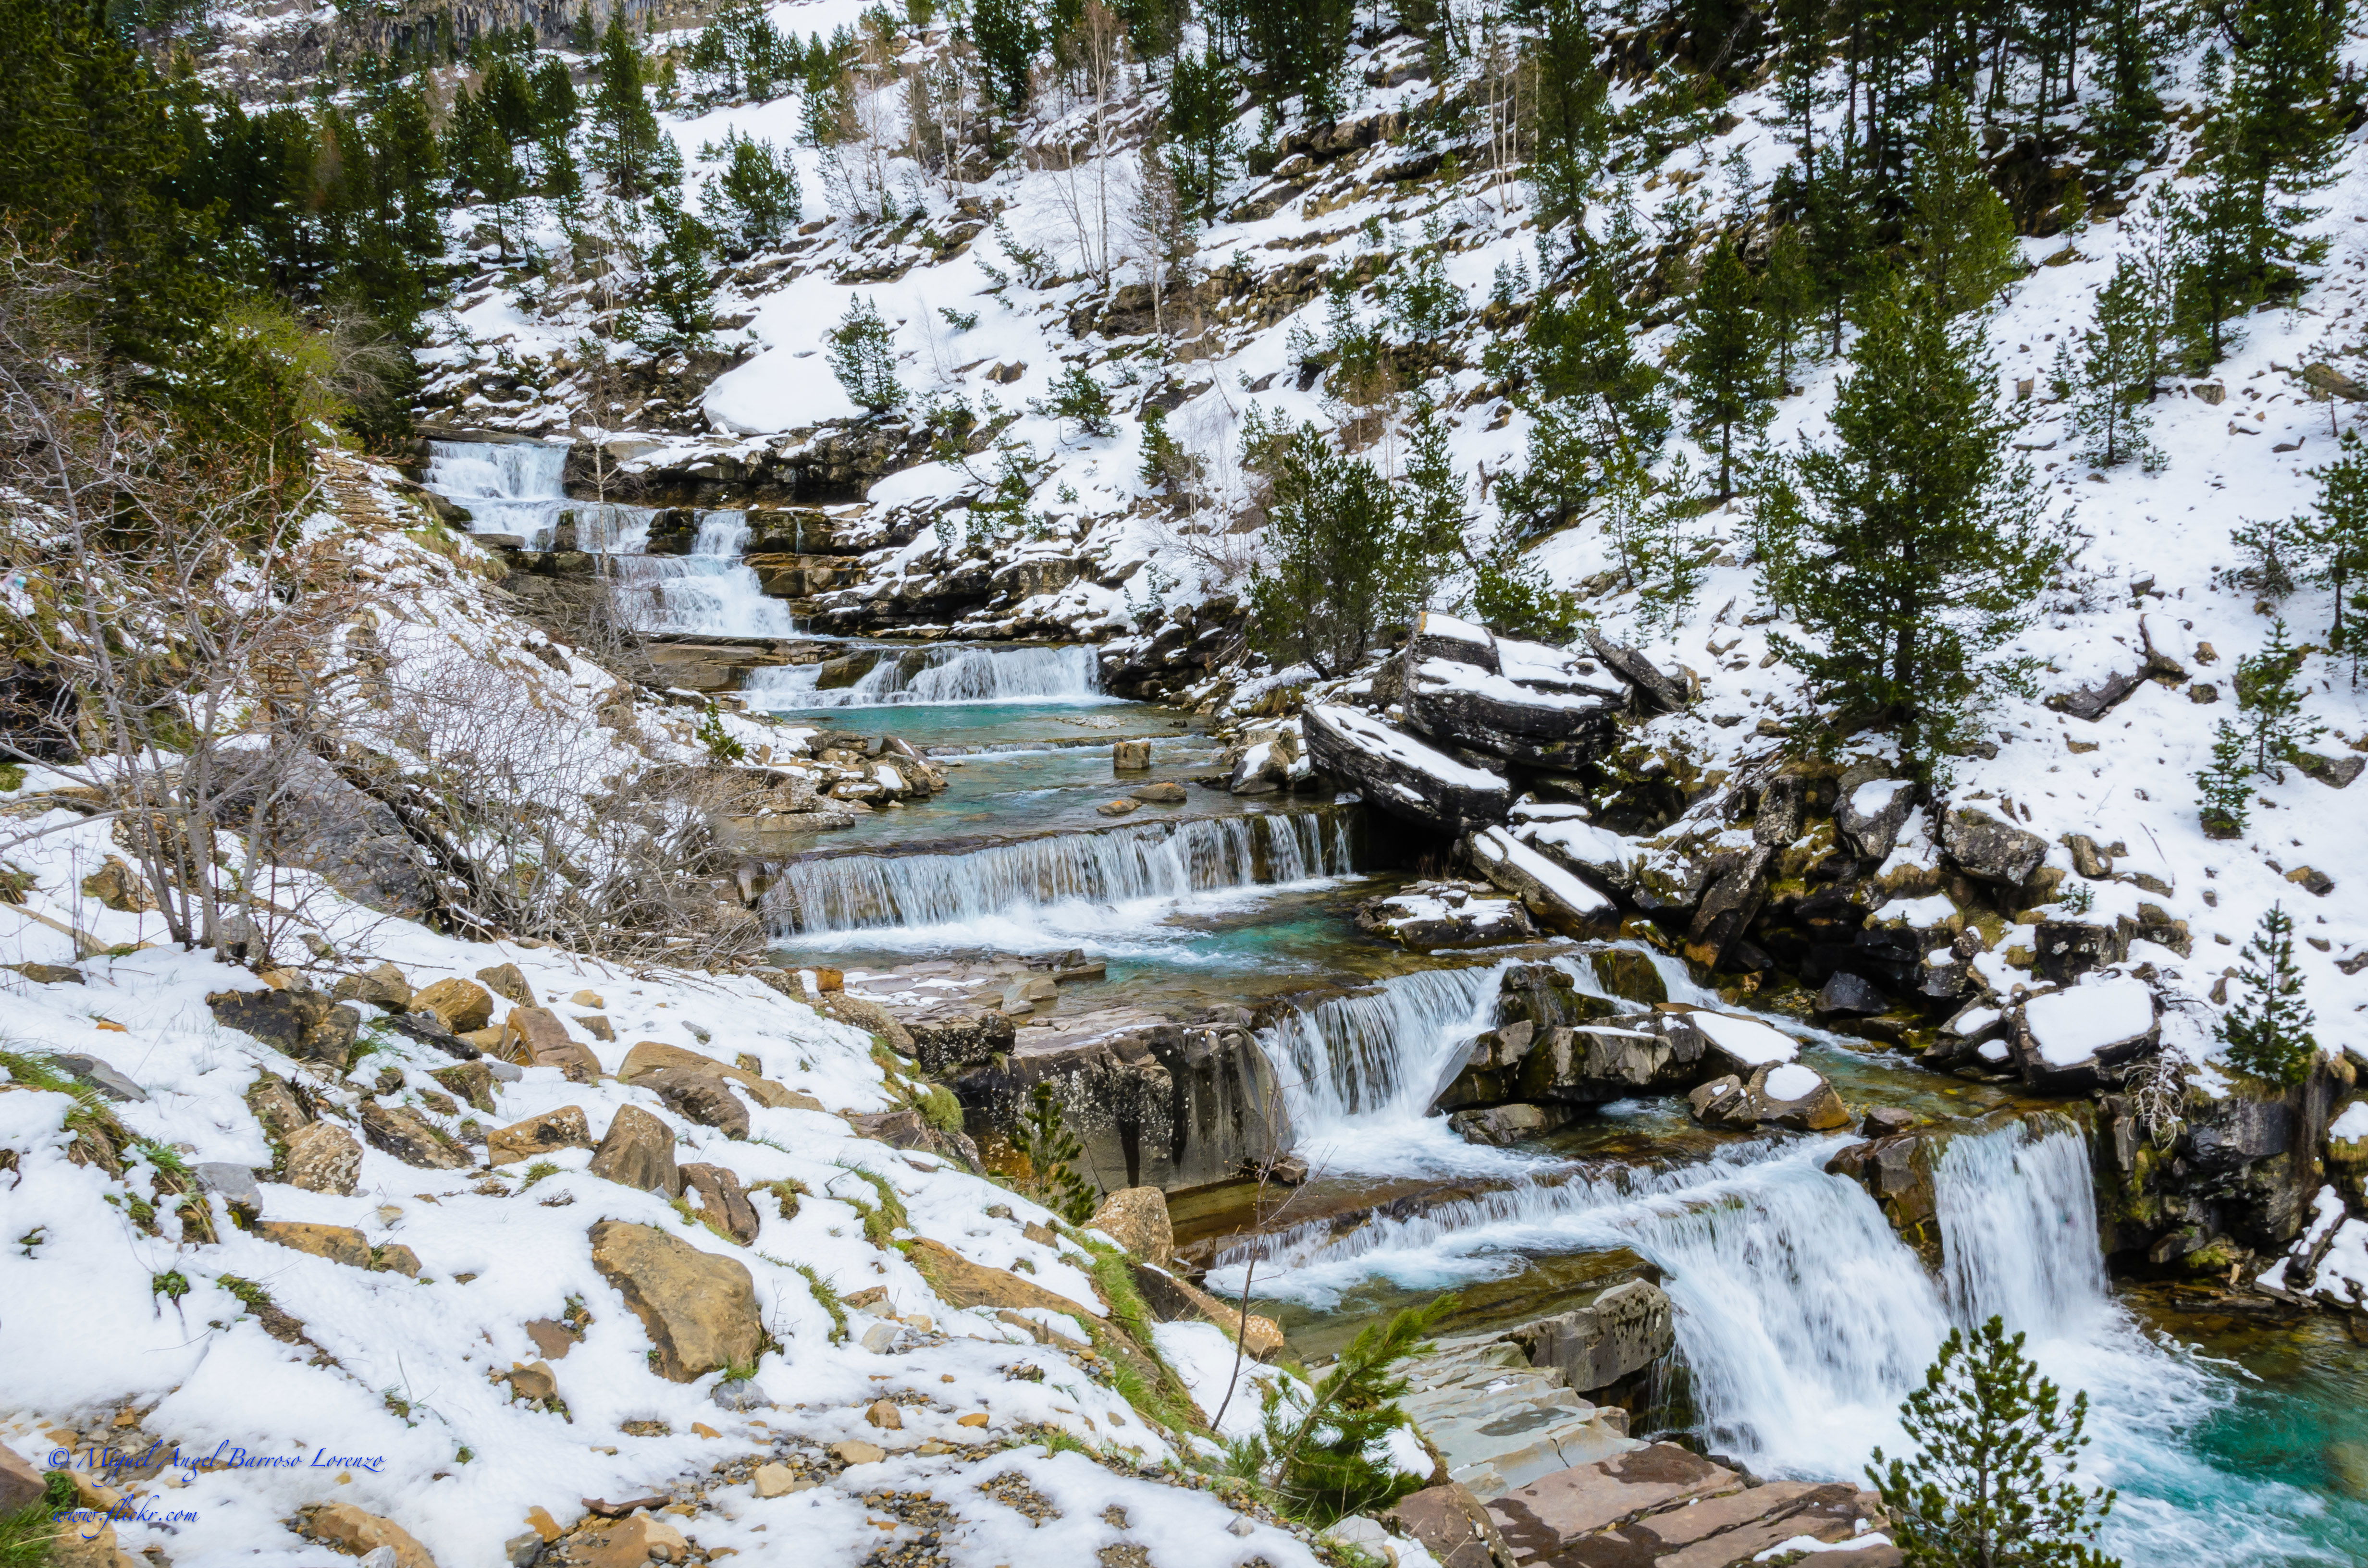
[
  {"left": 1303, "top": 701, "right": 1510, "bottom": 838},
  {"left": 1400, "top": 614, "right": 1628, "bottom": 767},
  {"left": 1382, "top": 1484, "right": 1514, "bottom": 1568},
  {"left": 586, "top": 1219, "right": 764, "bottom": 1383},
  {"left": 1396, "top": 1335, "right": 1641, "bottom": 1500},
  {"left": 1501, "top": 1280, "right": 1677, "bottom": 1394}
]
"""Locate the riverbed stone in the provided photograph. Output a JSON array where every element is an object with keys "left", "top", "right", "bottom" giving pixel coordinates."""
[
  {"left": 1400, "top": 1335, "right": 1640, "bottom": 1500},
  {"left": 1486, "top": 1443, "right": 1740, "bottom": 1560},
  {"left": 1502, "top": 1280, "right": 1675, "bottom": 1395},
  {"left": 412, "top": 978, "right": 496, "bottom": 1033},
  {"left": 488, "top": 1106, "right": 592, "bottom": 1166},
  {"left": 1113, "top": 740, "right": 1152, "bottom": 771},
  {"left": 1356, "top": 881, "right": 1534, "bottom": 950},
  {"left": 587, "top": 1220, "right": 763, "bottom": 1383},
  {"left": 1129, "top": 781, "right": 1186, "bottom": 803},
  {"left": 1087, "top": 1187, "right": 1173, "bottom": 1262},
  {"left": 1589, "top": 949, "right": 1668, "bottom": 1005},
  {"left": 588, "top": 1105, "right": 681, "bottom": 1197},
  {"left": 1449, "top": 1102, "right": 1576, "bottom": 1146},
  {"left": 283, "top": 1120, "right": 362, "bottom": 1195}
]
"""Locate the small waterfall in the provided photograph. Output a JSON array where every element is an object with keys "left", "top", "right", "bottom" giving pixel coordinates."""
[
  {"left": 767, "top": 810, "right": 1353, "bottom": 935},
  {"left": 751, "top": 643, "right": 1104, "bottom": 707},
  {"left": 421, "top": 439, "right": 792, "bottom": 638},
  {"left": 611, "top": 512, "right": 798, "bottom": 637},
  {"left": 1264, "top": 965, "right": 1512, "bottom": 1139}
]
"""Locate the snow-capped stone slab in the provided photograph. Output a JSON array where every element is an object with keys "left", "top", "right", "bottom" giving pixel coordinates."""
[
  {"left": 1468, "top": 827, "right": 1618, "bottom": 935},
  {"left": 1303, "top": 703, "right": 1511, "bottom": 835},
  {"left": 1405, "top": 656, "right": 1628, "bottom": 766},
  {"left": 1675, "top": 1008, "right": 1801, "bottom": 1074},
  {"left": 2013, "top": 976, "right": 2159, "bottom": 1091},
  {"left": 1514, "top": 816, "right": 1639, "bottom": 891}
]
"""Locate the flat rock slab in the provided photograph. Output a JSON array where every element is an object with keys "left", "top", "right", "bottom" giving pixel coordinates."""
[
  {"left": 1401, "top": 1337, "right": 1640, "bottom": 1500},
  {"left": 1488, "top": 1443, "right": 1740, "bottom": 1561},
  {"left": 1547, "top": 1479, "right": 1879, "bottom": 1568}
]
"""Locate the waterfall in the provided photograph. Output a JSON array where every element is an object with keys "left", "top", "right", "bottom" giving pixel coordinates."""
[
  {"left": 766, "top": 810, "right": 1354, "bottom": 938},
  {"left": 1262, "top": 965, "right": 1513, "bottom": 1164},
  {"left": 421, "top": 439, "right": 793, "bottom": 638},
  {"left": 751, "top": 643, "right": 1104, "bottom": 707},
  {"left": 610, "top": 512, "right": 798, "bottom": 637}
]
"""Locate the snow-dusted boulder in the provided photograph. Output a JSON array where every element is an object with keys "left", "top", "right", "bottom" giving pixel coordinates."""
[
  {"left": 2012, "top": 976, "right": 2159, "bottom": 1091},
  {"left": 1941, "top": 804, "right": 2050, "bottom": 886},
  {"left": 1355, "top": 881, "right": 1536, "bottom": 949},
  {"left": 1467, "top": 826, "right": 1619, "bottom": 935},
  {"left": 1399, "top": 616, "right": 1630, "bottom": 767},
  {"left": 1303, "top": 702, "right": 1510, "bottom": 836},
  {"left": 1665, "top": 1007, "right": 1801, "bottom": 1079}
]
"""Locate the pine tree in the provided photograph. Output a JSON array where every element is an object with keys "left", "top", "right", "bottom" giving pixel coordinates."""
[
  {"left": 2302, "top": 429, "right": 2368, "bottom": 659},
  {"left": 1247, "top": 422, "right": 1429, "bottom": 677},
  {"left": 1869, "top": 1316, "right": 2119, "bottom": 1568},
  {"left": 530, "top": 55, "right": 580, "bottom": 140},
  {"left": 1017, "top": 1083, "right": 1099, "bottom": 1224},
  {"left": 827, "top": 294, "right": 904, "bottom": 414},
  {"left": 590, "top": 12, "right": 675, "bottom": 197},
  {"left": 2195, "top": 719, "right": 2253, "bottom": 840},
  {"left": 1168, "top": 48, "right": 1240, "bottom": 222},
  {"left": 2062, "top": 254, "right": 2168, "bottom": 469},
  {"left": 1678, "top": 238, "right": 1775, "bottom": 499},
  {"left": 1907, "top": 91, "right": 2022, "bottom": 318},
  {"left": 704, "top": 131, "right": 800, "bottom": 257},
  {"left": 967, "top": 0, "right": 1042, "bottom": 112},
  {"left": 2091, "top": 0, "right": 2164, "bottom": 170},
  {"left": 2219, "top": 904, "right": 2318, "bottom": 1084},
  {"left": 640, "top": 193, "right": 714, "bottom": 348},
  {"left": 1243, "top": 0, "right": 1356, "bottom": 119},
  {"left": 1759, "top": 222, "right": 1815, "bottom": 390},
  {"left": 1755, "top": 278, "right": 2071, "bottom": 761},
  {"left": 1401, "top": 392, "right": 1465, "bottom": 560},
  {"left": 2232, "top": 618, "right": 2324, "bottom": 777}
]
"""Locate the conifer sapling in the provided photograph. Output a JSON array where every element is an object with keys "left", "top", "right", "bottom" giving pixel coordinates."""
[{"left": 2218, "top": 903, "right": 2318, "bottom": 1085}]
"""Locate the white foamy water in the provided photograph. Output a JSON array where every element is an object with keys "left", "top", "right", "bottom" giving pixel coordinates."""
[
  {"left": 422, "top": 440, "right": 793, "bottom": 637},
  {"left": 1224, "top": 1121, "right": 2337, "bottom": 1566},
  {"left": 765, "top": 811, "right": 1354, "bottom": 940},
  {"left": 750, "top": 643, "right": 1106, "bottom": 707}
]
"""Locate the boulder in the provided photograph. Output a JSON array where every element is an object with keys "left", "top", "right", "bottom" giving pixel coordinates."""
[
  {"left": 1814, "top": 971, "right": 1887, "bottom": 1017},
  {"left": 476, "top": 963, "right": 534, "bottom": 1004},
  {"left": 1682, "top": 845, "right": 1773, "bottom": 970},
  {"left": 50, "top": 1053, "right": 145, "bottom": 1103},
  {"left": 333, "top": 962, "right": 415, "bottom": 1012},
  {"left": 226, "top": 750, "right": 439, "bottom": 921},
  {"left": 1130, "top": 781, "right": 1186, "bottom": 803},
  {"left": 359, "top": 1102, "right": 472, "bottom": 1170},
  {"left": 303, "top": 1504, "right": 440, "bottom": 1568},
  {"left": 432, "top": 1062, "right": 499, "bottom": 1114},
  {"left": 632, "top": 1067, "right": 752, "bottom": 1139},
  {"left": 1405, "top": 611, "right": 1502, "bottom": 671},
  {"left": 488, "top": 1106, "right": 592, "bottom": 1166},
  {"left": 1836, "top": 773, "right": 1917, "bottom": 861},
  {"left": 1087, "top": 1187, "right": 1174, "bottom": 1262},
  {"left": 1303, "top": 703, "right": 1511, "bottom": 837},
  {"left": 1580, "top": 628, "right": 1690, "bottom": 713},
  {"left": 1513, "top": 814, "right": 1638, "bottom": 894},
  {"left": 1449, "top": 1101, "right": 1575, "bottom": 1145},
  {"left": 1381, "top": 1483, "right": 1514, "bottom": 1568},
  {"left": 588, "top": 1104, "right": 682, "bottom": 1197},
  {"left": 247, "top": 1073, "right": 312, "bottom": 1143},
  {"left": 906, "top": 1237, "right": 1093, "bottom": 1320},
  {"left": 1355, "top": 881, "right": 1535, "bottom": 950},
  {"left": 1401, "top": 644, "right": 1626, "bottom": 767},
  {"left": 1469, "top": 826, "right": 1619, "bottom": 935},
  {"left": 1941, "top": 805, "right": 2049, "bottom": 886},
  {"left": 412, "top": 978, "right": 495, "bottom": 1034},
  {"left": 1502, "top": 1279, "right": 1676, "bottom": 1394},
  {"left": 207, "top": 989, "right": 361, "bottom": 1071},
  {"left": 497, "top": 1007, "right": 601, "bottom": 1083},
  {"left": 282, "top": 1120, "right": 362, "bottom": 1195},
  {"left": 587, "top": 1219, "right": 765, "bottom": 1383},
  {"left": 1665, "top": 1008, "right": 1800, "bottom": 1078},
  {"left": 1504, "top": 1019, "right": 1704, "bottom": 1106},
  {"left": 844, "top": 1107, "right": 985, "bottom": 1170},
  {"left": 1689, "top": 1061, "right": 1850, "bottom": 1132},
  {"left": 617, "top": 1041, "right": 811, "bottom": 1110},
  {"left": 0, "top": 1439, "right": 48, "bottom": 1517},
  {"left": 385, "top": 1009, "right": 477, "bottom": 1059},
  {"left": 256, "top": 1221, "right": 406, "bottom": 1273},
  {"left": 48, "top": 1524, "right": 143, "bottom": 1568},
  {"left": 1589, "top": 949, "right": 1667, "bottom": 1005},
  {"left": 680, "top": 1163, "right": 763, "bottom": 1245},
  {"left": 900, "top": 1010, "right": 1018, "bottom": 1076},
  {"left": 1827, "top": 1132, "right": 1943, "bottom": 1262},
  {"left": 1112, "top": 739, "right": 1152, "bottom": 771},
  {"left": 2013, "top": 977, "right": 2159, "bottom": 1091}
]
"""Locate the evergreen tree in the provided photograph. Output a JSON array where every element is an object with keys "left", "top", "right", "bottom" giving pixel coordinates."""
[
  {"left": 1244, "top": 0, "right": 1355, "bottom": 119},
  {"left": 1755, "top": 279, "right": 2071, "bottom": 760},
  {"left": 1678, "top": 238, "right": 1775, "bottom": 499},
  {"left": 1869, "top": 1316, "right": 2119, "bottom": 1568},
  {"left": 1383, "top": 224, "right": 1464, "bottom": 343},
  {"left": 530, "top": 55, "right": 580, "bottom": 140},
  {"left": 2195, "top": 719, "right": 2252, "bottom": 840},
  {"left": 639, "top": 193, "right": 714, "bottom": 349},
  {"left": 2302, "top": 429, "right": 2368, "bottom": 658},
  {"left": 827, "top": 294, "right": 904, "bottom": 414},
  {"left": 1017, "top": 1083, "right": 1098, "bottom": 1224},
  {"left": 590, "top": 12, "right": 675, "bottom": 197},
  {"left": 2232, "top": 618, "right": 2323, "bottom": 777},
  {"left": 2219, "top": 904, "right": 2318, "bottom": 1084},
  {"left": 967, "top": 0, "right": 1042, "bottom": 112},
  {"left": 1759, "top": 223, "right": 1815, "bottom": 390},
  {"left": 1794, "top": 128, "right": 1875, "bottom": 354},
  {"left": 1168, "top": 48, "right": 1240, "bottom": 223},
  {"left": 1247, "top": 422, "right": 1430, "bottom": 677},
  {"left": 2091, "top": 0, "right": 2164, "bottom": 171},
  {"left": 703, "top": 131, "right": 800, "bottom": 257},
  {"left": 1602, "top": 450, "right": 1706, "bottom": 628},
  {"left": 1906, "top": 91, "right": 2022, "bottom": 318},
  {"left": 1521, "top": 0, "right": 1608, "bottom": 226},
  {"left": 1401, "top": 392, "right": 1465, "bottom": 560},
  {"left": 2060, "top": 254, "right": 2167, "bottom": 469}
]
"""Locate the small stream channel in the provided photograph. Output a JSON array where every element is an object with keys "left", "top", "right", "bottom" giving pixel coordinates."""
[{"left": 422, "top": 438, "right": 2368, "bottom": 1566}]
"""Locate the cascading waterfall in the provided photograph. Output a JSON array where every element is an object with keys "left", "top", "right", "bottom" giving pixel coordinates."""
[
  {"left": 421, "top": 438, "right": 792, "bottom": 637},
  {"left": 1228, "top": 1118, "right": 2334, "bottom": 1565},
  {"left": 1262, "top": 965, "right": 1513, "bottom": 1157},
  {"left": 767, "top": 810, "right": 1354, "bottom": 938},
  {"left": 610, "top": 512, "right": 798, "bottom": 637},
  {"left": 751, "top": 643, "right": 1104, "bottom": 707}
]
